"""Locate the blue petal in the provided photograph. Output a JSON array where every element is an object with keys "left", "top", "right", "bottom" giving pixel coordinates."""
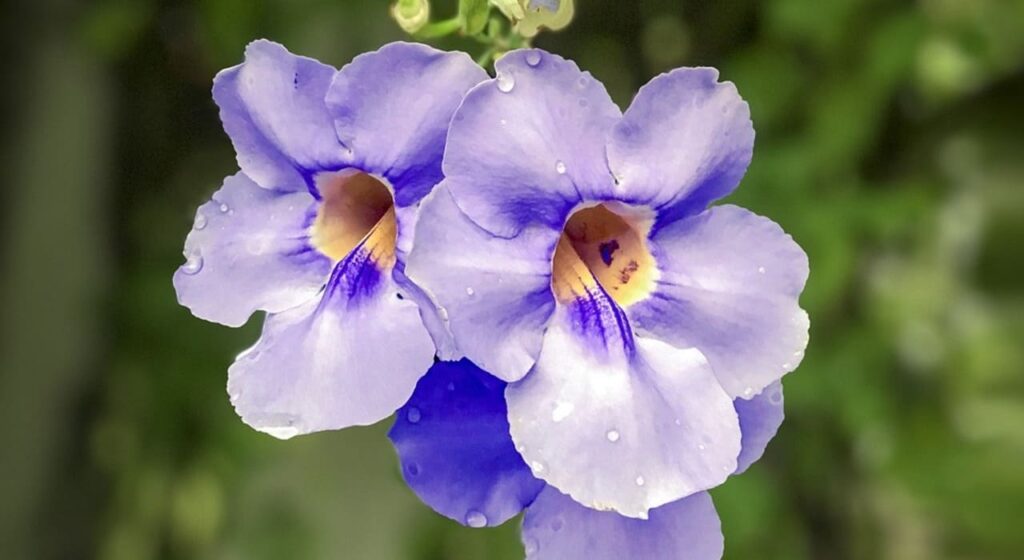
[
  {"left": 406, "top": 184, "right": 558, "bottom": 382},
  {"left": 326, "top": 42, "right": 487, "bottom": 209},
  {"left": 213, "top": 40, "right": 346, "bottom": 193},
  {"left": 443, "top": 49, "right": 621, "bottom": 238},
  {"left": 628, "top": 205, "right": 810, "bottom": 398},
  {"left": 227, "top": 244, "right": 435, "bottom": 437},
  {"left": 522, "top": 487, "right": 723, "bottom": 560},
  {"left": 388, "top": 360, "right": 545, "bottom": 527},
  {"left": 506, "top": 301, "right": 740, "bottom": 518},
  {"left": 735, "top": 381, "right": 785, "bottom": 475},
  {"left": 173, "top": 173, "right": 331, "bottom": 327},
  {"left": 606, "top": 67, "right": 754, "bottom": 225}
]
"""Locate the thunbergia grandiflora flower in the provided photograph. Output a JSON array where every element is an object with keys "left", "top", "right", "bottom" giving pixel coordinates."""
[
  {"left": 406, "top": 48, "right": 809, "bottom": 521},
  {"left": 173, "top": 40, "right": 486, "bottom": 437},
  {"left": 389, "top": 360, "right": 784, "bottom": 558}
]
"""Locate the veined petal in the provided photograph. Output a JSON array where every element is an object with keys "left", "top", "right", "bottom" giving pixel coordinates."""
[
  {"left": 173, "top": 173, "right": 330, "bottom": 327},
  {"left": 629, "top": 205, "right": 809, "bottom": 398},
  {"left": 507, "top": 301, "right": 740, "bottom": 518},
  {"left": 735, "top": 381, "right": 785, "bottom": 475},
  {"left": 606, "top": 67, "right": 753, "bottom": 225},
  {"left": 444, "top": 49, "right": 621, "bottom": 238},
  {"left": 388, "top": 360, "right": 545, "bottom": 527},
  {"left": 522, "top": 487, "right": 723, "bottom": 560},
  {"left": 227, "top": 225, "right": 435, "bottom": 437},
  {"left": 214, "top": 40, "right": 346, "bottom": 193},
  {"left": 326, "top": 42, "right": 487, "bottom": 208},
  {"left": 406, "top": 184, "right": 558, "bottom": 382}
]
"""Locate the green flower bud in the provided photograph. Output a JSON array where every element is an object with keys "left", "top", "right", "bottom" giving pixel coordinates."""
[
  {"left": 489, "top": 0, "right": 574, "bottom": 37},
  {"left": 392, "top": 0, "right": 431, "bottom": 34}
]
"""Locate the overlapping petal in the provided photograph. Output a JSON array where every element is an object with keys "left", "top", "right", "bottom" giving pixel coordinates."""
[
  {"left": 213, "top": 40, "right": 346, "bottom": 193},
  {"left": 606, "top": 67, "right": 754, "bottom": 225},
  {"left": 406, "top": 185, "right": 558, "bottom": 382},
  {"left": 443, "top": 49, "right": 621, "bottom": 237},
  {"left": 227, "top": 240, "right": 435, "bottom": 438},
  {"left": 629, "top": 205, "right": 810, "bottom": 398},
  {"left": 388, "top": 360, "right": 545, "bottom": 526},
  {"left": 522, "top": 487, "right": 723, "bottom": 560},
  {"left": 734, "top": 381, "right": 785, "bottom": 475},
  {"left": 326, "top": 42, "right": 487, "bottom": 210},
  {"left": 173, "top": 173, "right": 330, "bottom": 327},
  {"left": 507, "top": 303, "right": 741, "bottom": 518}
]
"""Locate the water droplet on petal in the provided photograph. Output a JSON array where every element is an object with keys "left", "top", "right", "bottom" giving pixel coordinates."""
[
  {"left": 758, "top": 266, "right": 766, "bottom": 274},
  {"left": 497, "top": 73, "right": 515, "bottom": 93},
  {"left": 782, "top": 362, "right": 792, "bottom": 370},
  {"left": 525, "top": 51, "right": 542, "bottom": 67},
  {"left": 193, "top": 212, "right": 207, "bottom": 230},
  {"left": 407, "top": 407, "right": 422, "bottom": 424},
  {"left": 524, "top": 537, "right": 539, "bottom": 554},
  {"left": 698, "top": 443, "right": 706, "bottom": 451},
  {"left": 531, "top": 461, "right": 545, "bottom": 473},
  {"left": 406, "top": 463, "right": 420, "bottom": 476},
  {"left": 447, "top": 382, "right": 456, "bottom": 392},
  {"left": 674, "top": 418, "right": 682, "bottom": 426},
  {"left": 466, "top": 287, "right": 475, "bottom": 296},
  {"left": 635, "top": 476, "right": 645, "bottom": 487},
  {"left": 577, "top": 76, "right": 589, "bottom": 89},
  {"left": 219, "top": 203, "right": 229, "bottom": 214},
  {"left": 466, "top": 510, "right": 488, "bottom": 528},
  {"left": 743, "top": 387, "right": 754, "bottom": 397},
  {"left": 578, "top": 98, "right": 589, "bottom": 108},
  {"left": 555, "top": 160, "right": 567, "bottom": 174},
  {"left": 606, "top": 430, "right": 620, "bottom": 442},
  {"left": 769, "top": 391, "right": 783, "bottom": 405},
  {"left": 182, "top": 252, "right": 203, "bottom": 275},
  {"left": 550, "top": 517, "right": 563, "bottom": 532},
  {"left": 551, "top": 401, "right": 574, "bottom": 422}
]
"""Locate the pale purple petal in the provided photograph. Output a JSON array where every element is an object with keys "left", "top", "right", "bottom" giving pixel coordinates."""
[
  {"left": 444, "top": 49, "right": 621, "bottom": 237},
  {"left": 522, "top": 487, "right": 723, "bottom": 560},
  {"left": 227, "top": 247, "right": 435, "bottom": 437},
  {"left": 326, "top": 42, "right": 487, "bottom": 207},
  {"left": 507, "top": 302, "right": 740, "bottom": 518},
  {"left": 214, "top": 40, "right": 346, "bottom": 193},
  {"left": 606, "top": 68, "right": 753, "bottom": 224},
  {"left": 735, "top": 381, "right": 785, "bottom": 475},
  {"left": 406, "top": 184, "right": 558, "bottom": 382},
  {"left": 630, "top": 205, "right": 809, "bottom": 398},
  {"left": 172, "top": 173, "right": 330, "bottom": 327},
  {"left": 388, "top": 360, "right": 544, "bottom": 527}
]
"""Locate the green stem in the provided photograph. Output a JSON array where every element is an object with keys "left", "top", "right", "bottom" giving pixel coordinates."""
[{"left": 413, "top": 17, "right": 462, "bottom": 39}]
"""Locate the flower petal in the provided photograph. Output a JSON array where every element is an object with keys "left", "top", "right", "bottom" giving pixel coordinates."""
[
  {"left": 326, "top": 42, "right": 487, "bottom": 207},
  {"left": 606, "top": 68, "right": 753, "bottom": 224},
  {"left": 227, "top": 244, "right": 435, "bottom": 437},
  {"left": 735, "top": 381, "right": 785, "bottom": 475},
  {"left": 507, "top": 302, "right": 740, "bottom": 518},
  {"left": 444, "top": 49, "right": 621, "bottom": 238},
  {"left": 214, "top": 40, "right": 345, "bottom": 193},
  {"left": 406, "top": 184, "right": 558, "bottom": 382},
  {"left": 388, "top": 360, "right": 545, "bottom": 527},
  {"left": 629, "top": 205, "right": 809, "bottom": 398},
  {"left": 522, "top": 487, "right": 723, "bottom": 560},
  {"left": 172, "top": 173, "right": 330, "bottom": 327}
]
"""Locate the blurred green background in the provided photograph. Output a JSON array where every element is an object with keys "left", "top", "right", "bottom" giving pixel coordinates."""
[{"left": 2, "top": 0, "right": 1023, "bottom": 558}]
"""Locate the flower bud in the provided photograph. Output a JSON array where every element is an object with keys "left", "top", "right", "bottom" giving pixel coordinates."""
[
  {"left": 391, "top": 0, "right": 431, "bottom": 34},
  {"left": 489, "top": 0, "right": 574, "bottom": 37}
]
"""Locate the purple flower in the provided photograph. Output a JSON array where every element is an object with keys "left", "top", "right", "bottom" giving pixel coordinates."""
[
  {"left": 389, "top": 360, "right": 785, "bottom": 558},
  {"left": 406, "top": 49, "right": 809, "bottom": 517},
  {"left": 172, "top": 40, "right": 486, "bottom": 438}
]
